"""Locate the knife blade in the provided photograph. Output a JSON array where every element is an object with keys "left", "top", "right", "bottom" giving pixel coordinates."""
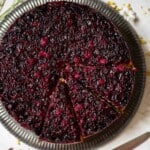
[{"left": 113, "top": 132, "right": 150, "bottom": 150}]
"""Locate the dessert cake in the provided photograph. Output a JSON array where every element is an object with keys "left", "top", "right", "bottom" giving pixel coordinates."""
[{"left": 0, "top": 1, "right": 136, "bottom": 143}]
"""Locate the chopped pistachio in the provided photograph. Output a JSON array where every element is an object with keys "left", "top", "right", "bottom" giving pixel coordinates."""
[
  {"left": 107, "top": 0, "right": 121, "bottom": 12},
  {"left": 139, "top": 37, "right": 147, "bottom": 45}
]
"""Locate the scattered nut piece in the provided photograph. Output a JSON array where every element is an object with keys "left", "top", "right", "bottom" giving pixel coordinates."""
[
  {"left": 107, "top": 0, "right": 121, "bottom": 11},
  {"left": 119, "top": 3, "right": 137, "bottom": 22},
  {"left": 139, "top": 37, "right": 147, "bottom": 45}
]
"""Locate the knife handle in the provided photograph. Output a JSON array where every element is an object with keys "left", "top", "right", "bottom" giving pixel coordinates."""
[{"left": 113, "top": 132, "right": 150, "bottom": 150}]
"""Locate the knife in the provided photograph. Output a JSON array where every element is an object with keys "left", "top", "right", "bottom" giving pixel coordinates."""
[{"left": 113, "top": 132, "right": 150, "bottom": 150}]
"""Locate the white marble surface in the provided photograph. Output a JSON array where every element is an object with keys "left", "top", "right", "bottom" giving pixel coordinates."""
[{"left": 0, "top": 0, "right": 150, "bottom": 149}]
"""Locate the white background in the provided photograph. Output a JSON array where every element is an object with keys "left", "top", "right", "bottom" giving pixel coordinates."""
[{"left": 0, "top": 0, "right": 150, "bottom": 149}]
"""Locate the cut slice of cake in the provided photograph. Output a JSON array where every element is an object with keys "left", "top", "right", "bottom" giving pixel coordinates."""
[
  {"left": 66, "top": 76, "right": 119, "bottom": 137},
  {"left": 63, "top": 63, "right": 135, "bottom": 111},
  {"left": 40, "top": 80, "right": 81, "bottom": 143}
]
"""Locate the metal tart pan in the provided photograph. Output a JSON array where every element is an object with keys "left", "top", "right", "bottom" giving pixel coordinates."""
[{"left": 0, "top": 0, "right": 146, "bottom": 149}]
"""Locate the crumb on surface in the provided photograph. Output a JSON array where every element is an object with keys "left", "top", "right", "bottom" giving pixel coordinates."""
[
  {"left": 119, "top": 3, "right": 137, "bottom": 22},
  {"left": 124, "top": 3, "right": 132, "bottom": 10},
  {"left": 145, "top": 52, "right": 150, "bottom": 56},
  {"left": 17, "top": 138, "right": 21, "bottom": 145},
  {"left": 107, "top": 0, "right": 121, "bottom": 11},
  {"left": 139, "top": 37, "right": 147, "bottom": 44},
  {"left": 140, "top": 6, "right": 150, "bottom": 15},
  {"left": 146, "top": 72, "right": 150, "bottom": 76}
]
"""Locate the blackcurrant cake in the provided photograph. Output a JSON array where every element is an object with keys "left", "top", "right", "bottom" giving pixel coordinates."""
[{"left": 0, "top": 1, "right": 137, "bottom": 143}]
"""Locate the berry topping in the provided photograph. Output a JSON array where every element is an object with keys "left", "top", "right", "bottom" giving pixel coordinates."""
[
  {"left": 0, "top": 1, "right": 135, "bottom": 143},
  {"left": 40, "top": 37, "right": 49, "bottom": 46}
]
